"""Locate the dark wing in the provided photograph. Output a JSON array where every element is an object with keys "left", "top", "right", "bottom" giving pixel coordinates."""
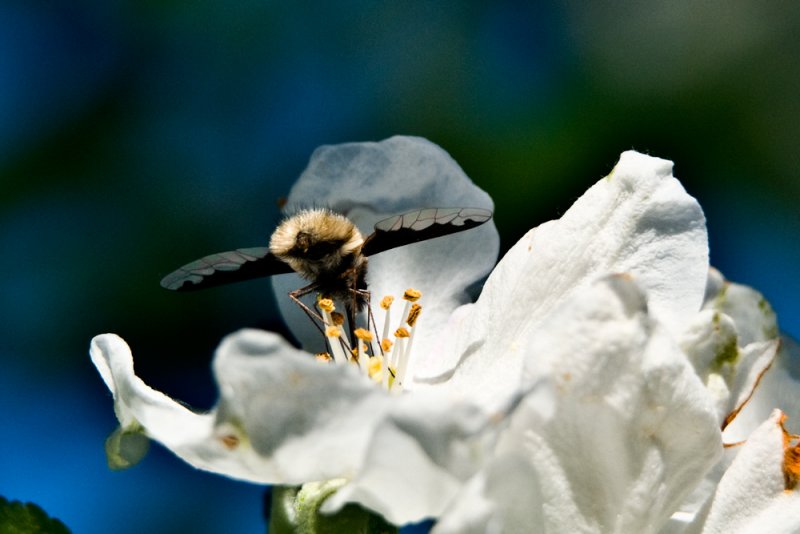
[
  {"left": 361, "top": 207, "right": 493, "bottom": 257},
  {"left": 160, "top": 247, "right": 293, "bottom": 291}
]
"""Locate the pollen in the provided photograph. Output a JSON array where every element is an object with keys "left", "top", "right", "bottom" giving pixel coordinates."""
[
  {"left": 381, "top": 338, "right": 393, "bottom": 352},
  {"left": 354, "top": 328, "right": 373, "bottom": 342},
  {"left": 407, "top": 303, "right": 422, "bottom": 327},
  {"left": 403, "top": 288, "right": 422, "bottom": 302},
  {"left": 325, "top": 326, "right": 341, "bottom": 338},
  {"left": 315, "top": 352, "right": 333, "bottom": 362},
  {"left": 318, "top": 298, "right": 335, "bottom": 312},
  {"left": 331, "top": 311, "right": 345, "bottom": 326},
  {"left": 395, "top": 327, "right": 410, "bottom": 338},
  {"left": 380, "top": 295, "right": 395, "bottom": 309}
]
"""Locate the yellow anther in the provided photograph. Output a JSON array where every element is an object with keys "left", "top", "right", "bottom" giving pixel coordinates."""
[
  {"left": 406, "top": 303, "right": 422, "bottom": 327},
  {"left": 315, "top": 352, "right": 333, "bottom": 362},
  {"left": 403, "top": 288, "right": 422, "bottom": 302},
  {"left": 325, "top": 326, "right": 341, "bottom": 338},
  {"left": 380, "top": 295, "right": 395, "bottom": 309},
  {"left": 331, "top": 311, "right": 345, "bottom": 326},
  {"left": 395, "top": 327, "right": 410, "bottom": 338},
  {"left": 354, "top": 328, "right": 373, "bottom": 342},
  {"left": 381, "top": 338, "right": 394, "bottom": 352},
  {"left": 318, "top": 298, "right": 335, "bottom": 312}
]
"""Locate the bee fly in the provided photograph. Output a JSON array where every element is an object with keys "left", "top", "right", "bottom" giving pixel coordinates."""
[{"left": 160, "top": 207, "right": 493, "bottom": 341}]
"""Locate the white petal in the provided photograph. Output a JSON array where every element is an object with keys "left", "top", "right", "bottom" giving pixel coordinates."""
[
  {"left": 680, "top": 309, "right": 781, "bottom": 430},
  {"left": 271, "top": 136, "right": 498, "bottom": 358},
  {"left": 431, "top": 151, "right": 709, "bottom": 409},
  {"left": 90, "top": 334, "right": 217, "bottom": 462},
  {"left": 436, "top": 276, "right": 721, "bottom": 533},
  {"left": 723, "top": 337, "right": 800, "bottom": 442},
  {"left": 91, "top": 330, "right": 498, "bottom": 524},
  {"left": 433, "top": 453, "right": 545, "bottom": 534},
  {"left": 691, "top": 273, "right": 796, "bottom": 440},
  {"left": 700, "top": 410, "right": 800, "bottom": 534},
  {"left": 703, "top": 277, "right": 779, "bottom": 346}
]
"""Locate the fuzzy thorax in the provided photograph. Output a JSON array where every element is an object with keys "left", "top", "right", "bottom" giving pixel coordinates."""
[{"left": 269, "top": 209, "right": 365, "bottom": 279}]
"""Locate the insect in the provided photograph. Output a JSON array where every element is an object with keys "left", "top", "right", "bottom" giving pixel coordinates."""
[{"left": 160, "top": 207, "right": 493, "bottom": 336}]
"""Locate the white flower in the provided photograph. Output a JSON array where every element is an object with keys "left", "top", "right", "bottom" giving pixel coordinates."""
[
  {"left": 92, "top": 136, "right": 502, "bottom": 525},
  {"left": 430, "top": 154, "right": 800, "bottom": 533},
  {"left": 91, "top": 139, "right": 800, "bottom": 530}
]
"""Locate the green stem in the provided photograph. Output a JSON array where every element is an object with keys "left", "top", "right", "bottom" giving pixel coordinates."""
[{"left": 269, "top": 480, "right": 398, "bottom": 534}]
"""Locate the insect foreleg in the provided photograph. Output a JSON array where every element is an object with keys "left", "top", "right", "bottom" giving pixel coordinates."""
[{"left": 289, "top": 284, "right": 327, "bottom": 334}]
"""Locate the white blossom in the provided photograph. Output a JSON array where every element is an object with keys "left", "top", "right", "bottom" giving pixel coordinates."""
[{"left": 91, "top": 139, "right": 800, "bottom": 530}]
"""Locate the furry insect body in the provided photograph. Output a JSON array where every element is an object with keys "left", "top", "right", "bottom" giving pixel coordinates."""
[{"left": 269, "top": 209, "right": 370, "bottom": 310}]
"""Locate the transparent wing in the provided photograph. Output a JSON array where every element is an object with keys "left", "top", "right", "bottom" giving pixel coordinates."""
[
  {"left": 362, "top": 207, "right": 493, "bottom": 257},
  {"left": 160, "top": 247, "right": 293, "bottom": 291}
]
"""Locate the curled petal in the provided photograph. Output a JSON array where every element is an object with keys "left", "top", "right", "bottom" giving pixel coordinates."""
[
  {"left": 90, "top": 335, "right": 217, "bottom": 467},
  {"left": 432, "top": 151, "right": 709, "bottom": 409},
  {"left": 723, "top": 337, "right": 800, "bottom": 443}
]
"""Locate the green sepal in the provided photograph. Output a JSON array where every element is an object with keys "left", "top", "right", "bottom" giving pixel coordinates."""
[{"left": 104, "top": 424, "right": 150, "bottom": 470}]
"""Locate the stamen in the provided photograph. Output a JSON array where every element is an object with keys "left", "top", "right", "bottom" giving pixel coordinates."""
[
  {"left": 318, "top": 298, "right": 335, "bottom": 313},
  {"left": 354, "top": 328, "right": 373, "bottom": 343},
  {"left": 397, "top": 323, "right": 418, "bottom": 387},
  {"left": 325, "top": 326, "right": 348, "bottom": 364},
  {"left": 357, "top": 342, "right": 370, "bottom": 373},
  {"left": 381, "top": 295, "right": 394, "bottom": 345},
  {"left": 380, "top": 340, "right": 393, "bottom": 389},
  {"left": 397, "top": 289, "right": 421, "bottom": 345},
  {"left": 325, "top": 326, "right": 341, "bottom": 338},
  {"left": 406, "top": 303, "right": 422, "bottom": 327},
  {"left": 403, "top": 288, "right": 422, "bottom": 302},
  {"left": 313, "top": 287, "right": 425, "bottom": 392},
  {"left": 315, "top": 352, "right": 333, "bottom": 362}
]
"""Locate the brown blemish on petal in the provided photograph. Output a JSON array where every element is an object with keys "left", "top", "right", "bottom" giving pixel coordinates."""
[
  {"left": 220, "top": 434, "right": 240, "bottom": 450},
  {"left": 723, "top": 440, "right": 746, "bottom": 449},
  {"left": 721, "top": 339, "right": 781, "bottom": 431}
]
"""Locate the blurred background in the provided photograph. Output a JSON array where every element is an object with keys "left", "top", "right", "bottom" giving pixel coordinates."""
[{"left": 2, "top": 1, "right": 798, "bottom": 532}]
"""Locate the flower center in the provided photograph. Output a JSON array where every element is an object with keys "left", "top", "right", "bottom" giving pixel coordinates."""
[{"left": 315, "top": 289, "right": 423, "bottom": 393}]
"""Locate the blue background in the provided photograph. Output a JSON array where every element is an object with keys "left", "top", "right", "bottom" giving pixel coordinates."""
[{"left": 2, "top": 2, "right": 798, "bottom": 532}]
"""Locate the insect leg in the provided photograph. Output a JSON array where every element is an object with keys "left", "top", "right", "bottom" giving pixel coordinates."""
[
  {"left": 290, "top": 284, "right": 351, "bottom": 358},
  {"left": 289, "top": 284, "right": 327, "bottom": 334},
  {"left": 347, "top": 287, "right": 384, "bottom": 357}
]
